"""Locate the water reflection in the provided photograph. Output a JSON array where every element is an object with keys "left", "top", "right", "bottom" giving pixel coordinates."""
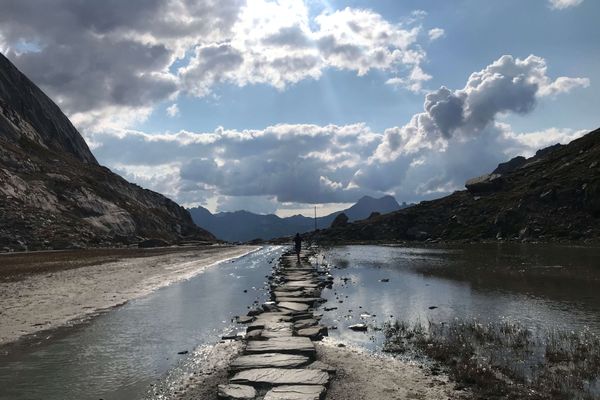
[
  {"left": 0, "top": 246, "right": 283, "bottom": 400},
  {"left": 319, "top": 244, "right": 600, "bottom": 351}
]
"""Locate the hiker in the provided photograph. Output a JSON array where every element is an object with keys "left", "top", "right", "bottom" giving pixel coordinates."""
[{"left": 294, "top": 233, "right": 302, "bottom": 262}]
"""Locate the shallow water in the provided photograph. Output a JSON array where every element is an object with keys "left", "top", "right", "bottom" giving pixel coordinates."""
[
  {"left": 318, "top": 244, "right": 600, "bottom": 350},
  {"left": 0, "top": 246, "right": 283, "bottom": 400}
]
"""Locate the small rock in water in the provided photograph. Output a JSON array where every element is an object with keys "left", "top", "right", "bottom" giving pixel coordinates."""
[
  {"left": 348, "top": 323, "right": 368, "bottom": 332},
  {"left": 177, "top": 350, "right": 188, "bottom": 355},
  {"left": 380, "top": 278, "right": 390, "bottom": 282},
  {"left": 428, "top": 306, "right": 438, "bottom": 310}
]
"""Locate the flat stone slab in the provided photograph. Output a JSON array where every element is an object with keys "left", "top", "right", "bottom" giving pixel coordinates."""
[
  {"left": 277, "top": 302, "right": 310, "bottom": 312},
  {"left": 276, "top": 297, "right": 323, "bottom": 304},
  {"left": 293, "top": 319, "right": 318, "bottom": 329},
  {"left": 263, "top": 385, "right": 327, "bottom": 400},
  {"left": 249, "top": 313, "right": 292, "bottom": 330},
  {"left": 230, "top": 368, "right": 329, "bottom": 386},
  {"left": 281, "top": 280, "right": 319, "bottom": 288},
  {"left": 245, "top": 337, "right": 315, "bottom": 355},
  {"left": 273, "top": 290, "right": 306, "bottom": 298},
  {"left": 230, "top": 353, "right": 309, "bottom": 371},
  {"left": 217, "top": 383, "right": 257, "bottom": 399},
  {"left": 297, "top": 325, "right": 327, "bottom": 340},
  {"left": 262, "top": 323, "right": 294, "bottom": 338},
  {"left": 307, "top": 361, "right": 336, "bottom": 374}
]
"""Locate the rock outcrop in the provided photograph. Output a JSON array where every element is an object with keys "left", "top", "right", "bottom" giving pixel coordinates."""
[
  {"left": 0, "top": 53, "right": 214, "bottom": 251},
  {"left": 314, "top": 128, "right": 600, "bottom": 243},
  {"left": 330, "top": 213, "right": 349, "bottom": 228}
]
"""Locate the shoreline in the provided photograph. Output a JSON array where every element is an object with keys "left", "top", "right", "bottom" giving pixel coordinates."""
[
  {"left": 172, "top": 248, "right": 465, "bottom": 400},
  {"left": 0, "top": 245, "right": 260, "bottom": 347}
]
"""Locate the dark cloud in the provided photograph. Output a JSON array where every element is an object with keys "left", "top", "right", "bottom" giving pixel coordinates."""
[{"left": 0, "top": 0, "right": 244, "bottom": 115}]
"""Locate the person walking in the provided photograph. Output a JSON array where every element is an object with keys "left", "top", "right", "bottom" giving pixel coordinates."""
[{"left": 293, "top": 233, "right": 302, "bottom": 263}]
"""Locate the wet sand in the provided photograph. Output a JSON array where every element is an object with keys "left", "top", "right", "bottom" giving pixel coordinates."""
[
  {"left": 0, "top": 245, "right": 258, "bottom": 346},
  {"left": 317, "top": 340, "right": 466, "bottom": 400}
]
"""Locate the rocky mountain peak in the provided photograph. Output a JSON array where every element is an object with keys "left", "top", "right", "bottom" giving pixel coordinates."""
[{"left": 0, "top": 53, "right": 97, "bottom": 165}]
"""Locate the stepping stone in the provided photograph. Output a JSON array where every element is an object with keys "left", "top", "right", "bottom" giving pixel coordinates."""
[
  {"left": 246, "top": 329, "right": 264, "bottom": 340},
  {"left": 262, "top": 323, "right": 294, "bottom": 338},
  {"left": 277, "top": 302, "right": 310, "bottom": 312},
  {"left": 217, "top": 383, "right": 256, "bottom": 399},
  {"left": 249, "top": 313, "right": 292, "bottom": 330},
  {"left": 273, "top": 290, "right": 306, "bottom": 298},
  {"left": 236, "top": 316, "right": 255, "bottom": 324},
  {"left": 293, "top": 319, "right": 318, "bottom": 330},
  {"left": 291, "top": 313, "right": 317, "bottom": 322},
  {"left": 263, "top": 385, "right": 327, "bottom": 400},
  {"left": 307, "top": 361, "right": 336, "bottom": 374},
  {"left": 230, "top": 353, "right": 309, "bottom": 370},
  {"left": 297, "top": 325, "right": 327, "bottom": 340},
  {"left": 275, "top": 297, "right": 323, "bottom": 304},
  {"left": 230, "top": 368, "right": 329, "bottom": 386},
  {"left": 245, "top": 337, "right": 315, "bottom": 355}
]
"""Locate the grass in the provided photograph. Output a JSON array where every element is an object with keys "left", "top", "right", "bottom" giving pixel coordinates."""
[{"left": 383, "top": 319, "right": 600, "bottom": 399}]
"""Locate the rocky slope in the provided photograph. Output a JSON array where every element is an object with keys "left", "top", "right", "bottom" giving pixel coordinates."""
[
  {"left": 314, "top": 128, "right": 600, "bottom": 243},
  {"left": 189, "top": 195, "right": 405, "bottom": 242},
  {"left": 0, "top": 53, "right": 214, "bottom": 251}
]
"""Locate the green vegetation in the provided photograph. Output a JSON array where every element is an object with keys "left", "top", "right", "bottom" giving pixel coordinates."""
[{"left": 383, "top": 319, "right": 600, "bottom": 399}]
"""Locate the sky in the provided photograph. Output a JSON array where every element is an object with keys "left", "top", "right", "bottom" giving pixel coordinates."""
[{"left": 0, "top": 0, "right": 598, "bottom": 216}]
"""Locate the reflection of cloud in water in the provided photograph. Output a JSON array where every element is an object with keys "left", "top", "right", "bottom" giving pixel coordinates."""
[{"left": 320, "top": 245, "right": 600, "bottom": 352}]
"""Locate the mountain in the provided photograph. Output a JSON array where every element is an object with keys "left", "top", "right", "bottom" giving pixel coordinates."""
[
  {"left": 188, "top": 195, "right": 405, "bottom": 242},
  {"left": 0, "top": 53, "right": 214, "bottom": 251},
  {"left": 313, "top": 128, "right": 600, "bottom": 243}
]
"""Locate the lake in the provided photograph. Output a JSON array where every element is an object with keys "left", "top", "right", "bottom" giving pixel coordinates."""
[{"left": 318, "top": 243, "right": 600, "bottom": 350}]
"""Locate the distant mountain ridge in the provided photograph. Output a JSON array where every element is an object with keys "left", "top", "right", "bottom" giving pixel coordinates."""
[
  {"left": 189, "top": 195, "right": 405, "bottom": 242},
  {"left": 0, "top": 53, "right": 214, "bottom": 250},
  {"left": 313, "top": 128, "right": 600, "bottom": 243}
]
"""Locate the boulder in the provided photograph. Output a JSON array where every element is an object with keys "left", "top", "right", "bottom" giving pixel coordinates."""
[
  {"left": 465, "top": 173, "right": 504, "bottom": 193},
  {"left": 330, "top": 213, "right": 349, "bottom": 228}
]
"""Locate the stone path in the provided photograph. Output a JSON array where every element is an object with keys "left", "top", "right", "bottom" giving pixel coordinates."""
[{"left": 218, "top": 249, "right": 335, "bottom": 400}]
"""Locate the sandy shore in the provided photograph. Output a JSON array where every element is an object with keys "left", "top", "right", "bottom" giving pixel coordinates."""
[
  {"left": 317, "top": 339, "right": 467, "bottom": 400},
  {"left": 0, "top": 245, "right": 258, "bottom": 346}
]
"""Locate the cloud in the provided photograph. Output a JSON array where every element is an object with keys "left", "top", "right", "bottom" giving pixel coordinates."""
[
  {"left": 179, "top": 3, "right": 427, "bottom": 94},
  {"left": 428, "top": 28, "right": 445, "bottom": 41},
  {"left": 90, "top": 123, "right": 383, "bottom": 205},
  {"left": 0, "top": 0, "right": 434, "bottom": 131},
  {"left": 374, "top": 54, "right": 590, "bottom": 162},
  {"left": 84, "top": 54, "right": 589, "bottom": 208},
  {"left": 549, "top": 0, "right": 584, "bottom": 9},
  {"left": 0, "top": 0, "right": 245, "bottom": 131},
  {"left": 166, "top": 103, "right": 180, "bottom": 117},
  {"left": 347, "top": 54, "right": 590, "bottom": 201}
]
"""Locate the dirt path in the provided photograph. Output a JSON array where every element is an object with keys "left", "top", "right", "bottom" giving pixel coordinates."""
[{"left": 0, "top": 245, "right": 258, "bottom": 346}]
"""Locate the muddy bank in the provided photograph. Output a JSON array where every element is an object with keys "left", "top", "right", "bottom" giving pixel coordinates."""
[
  {"left": 0, "top": 245, "right": 258, "bottom": 346},
  {"left": 317, "top": 339, "right": 465, "bottom": 400}
]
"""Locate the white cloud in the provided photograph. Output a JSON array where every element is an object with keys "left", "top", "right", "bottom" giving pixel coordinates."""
[
  {"left": 166, "top": 103, "right": 180, "bottom": 117},
  {"left": 549, "top": 0, "right": 584, "bottom": 10},
  {"left": 0, "top": 1, "right": 434, "bottom": 130},
  {"left": 84, "top": 54, "right": 590, "bottom": 208},
  {"left": 180, "top": 2, "right": 428, "bottom": 96},
  {"left": 428, "top": 28, "right": 445, "bottom": 41},
  {"left": 374, "top": 54, "right": 590, "bottom": 162}
]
